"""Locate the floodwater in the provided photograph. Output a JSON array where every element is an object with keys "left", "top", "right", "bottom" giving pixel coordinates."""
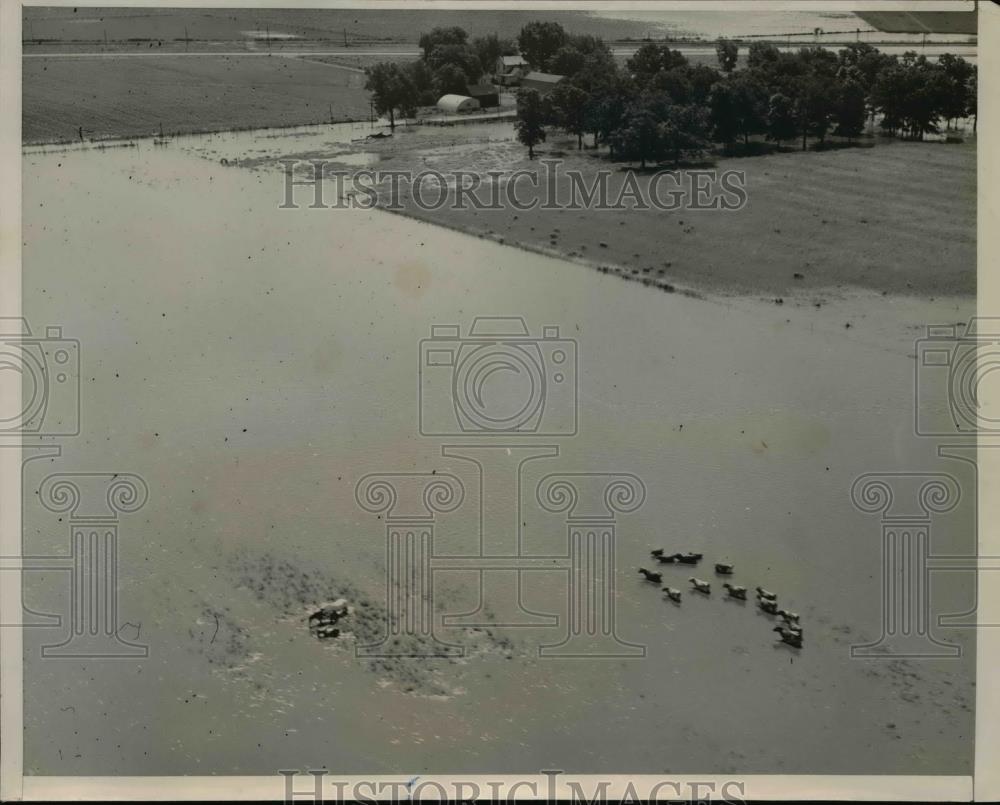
[
  {"left": 21, "top": 126, "right": 975, "bottom": 776},
  {"left": 589, "top": 9, "right": 976, "bottom": 44}
]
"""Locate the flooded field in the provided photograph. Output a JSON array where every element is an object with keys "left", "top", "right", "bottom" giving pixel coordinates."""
[{"left": 21, "top": 127, "right": 975, "bottom": 775}]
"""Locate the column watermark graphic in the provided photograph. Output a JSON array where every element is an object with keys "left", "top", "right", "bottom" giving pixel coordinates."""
[
  {"left": 354, "top": 316, "right": 647, "bottom": 658},
  {"left": 34, "top": 473, "right": 149, "bottom": 658},
  {"left": 355, "top": 472, "right": 466, "bottom": 658},
  {"left": 535, "top": 473, "right": 646, "bottom": 657},
  {"left": 850, "top": 473, "right": 962, "bottom": 658}
]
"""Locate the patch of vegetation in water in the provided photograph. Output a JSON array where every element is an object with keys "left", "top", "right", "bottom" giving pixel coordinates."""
[{"left": 225, "top": 551, "right": 517, "bottom": 697}]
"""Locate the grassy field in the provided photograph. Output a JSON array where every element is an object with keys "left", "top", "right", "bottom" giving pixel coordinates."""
[
  {"left": 339, "top": 130, "right": 975, "bottom": 298},
  {"left": 22, "top": 55, "right": 371, "bottom": 143}
]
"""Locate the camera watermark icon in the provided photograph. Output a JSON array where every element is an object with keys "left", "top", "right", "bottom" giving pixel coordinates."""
[
  {"left": 0, "top": 317, "right": 80, "bottom": 438},
  {"left": 419, "top": 316, "right": 577, "bottom": 437},
  {"left": 355, "top": 316, "right": 646, "bottom": 658},
  {"left": 915, "top": 316, "right": 1000, "bottom": 437}
]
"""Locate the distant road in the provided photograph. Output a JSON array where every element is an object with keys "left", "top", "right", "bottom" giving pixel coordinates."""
[
  {"left": 23, "top": 43, "right": 976, "bottom": 60},
  {"left": 23, "top": 49, "right": 422, "bottom": 58}
]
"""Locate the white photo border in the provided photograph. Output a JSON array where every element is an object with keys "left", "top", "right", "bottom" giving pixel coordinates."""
[{"left": 1, "top": 0, "right": 994, "bottom": 800}]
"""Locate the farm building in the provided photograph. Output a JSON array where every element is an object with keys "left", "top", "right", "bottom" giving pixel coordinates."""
[
  {"left": 520, "top": 71, "right": 564, "bottom": 96},
  {"left": 436, "top": 94, "right": 481, "bottom": 114},
  {"left": 466, "top": 84, "right": 500, "bottom": 109},
  {"left": 495, "top": 54, "right": 528, "bottom": 86}
]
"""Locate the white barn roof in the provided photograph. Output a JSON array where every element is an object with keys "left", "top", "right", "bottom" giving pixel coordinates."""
[{"left": 522, "top": 71, "right": 564, "bottom": 85}]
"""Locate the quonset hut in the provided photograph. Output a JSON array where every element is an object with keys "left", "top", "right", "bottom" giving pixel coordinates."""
[{"left": 436, "top": 94, "right": 481, "bottom": 113}]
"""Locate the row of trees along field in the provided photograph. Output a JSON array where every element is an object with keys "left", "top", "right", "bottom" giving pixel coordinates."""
[
  {"left": 363, "top": 22, "right": 977, "bottom": 167},
  {"left": 516, "top": 32, "right": 977, "bottom": 166}
]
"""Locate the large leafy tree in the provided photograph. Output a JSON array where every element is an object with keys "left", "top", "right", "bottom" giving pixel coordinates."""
[
  {"left": 406, "top": 59, "right": 436, "bottom": 106},
  {"left": 517, "top": 21, "right": 568, "bottom": 71},
  {"left": 548, "top": 82, "right": 591, "bottom": 149},
  {"left": 433, "top": 63, "right": 471, "bottom": 96},
  {"left": 708, "top": 81, "right": 740, "bottom": 148},
  {"left": 937, "top": 53, "right": 975, "bottom": 129},
  {"left": 686, "top": 64, "right": 722, "bottom": 105},
  {"left": 364, "top": 62, "right": 416, "bottom": 131},
  {"left": 870, "top": 54, "right": 953, "bottom": 140},
  {"left": 730, "top": 71, "right": 769, "bottom": 145},
  {"left": 834, "top": 79, "right": 867, "bottom": 141},
  {"left": 548, "top": 44, "right": 587, "bottom": 78},
  {"left": 716, "top": 38, "right": 739, "bottom": 73},
  {"left": 583, "top": 74, "right": 635, "bottom": 151},
  {"left": 515, "top": 88, "right": 548, "bottom": 159},
  {"left": 901, "top": 63, "right": 952, "bottom": 139},
  {"left": 626, "top": 43, "right": 689, "bottom": 82},
  {"left": 549, "top": 35, "right": 613, "bottom": 78},
  {"left": 568, "top": 46, "right": 620, "bottom": 96},
  {"left": 613, "top": 105, "right": 662, "bottom": 169},
  {"left": 471, "top": 33, "right": 518, "bottom": 77},
  {"left": 709, "top": 73, "right": 767, "bottom": 148},
  {"left": 795, "top": 74, "right": 836, "bottom": 148},
  {"left": 649, "top": 67, "right": 694, "bottom": 105},
  {"left": 766, "top": 92, "right": 798, "bottom": 147},
  {"left": 418, "top": 26, "right": 468, "bottom": 60},
  {"left": 626, "top": 43, "right": 664, "bottom": 79},
  {"left": 837, "top": 42, "right": 890, "bottom": 90},
  {"left": 797, "top": 45, "right": 839, "bottom": 80},
  {"left": 780, "top": 49, "right": 838, "bottom": 149},
  {"left": 748, "top": 42, "right": 781, "bottom": 72},
  {"left": 658, "top": 104, "right": 711, "bottom": 166},
  {"left": 426, "top": 43, "right": 482, "bottom": 82},
  {"left": 872, "top": 62, "right": 908, "bottom": 136}
]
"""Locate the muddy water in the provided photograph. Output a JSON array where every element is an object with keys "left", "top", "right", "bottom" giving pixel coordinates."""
[{"left": 21, "top": 129, "right": 975, "bottom": 775}]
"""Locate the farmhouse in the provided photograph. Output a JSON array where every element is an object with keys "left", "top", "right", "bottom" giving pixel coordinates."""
[
  {"left": 436, "top": 94, "right": 480, "bottom": 113},
  {"left": 466, "top": 83, "right": 500, "bottom": 109},
  {"left": 520, "top": 71, "right": 564, "bottom": 95},
  {"left": 495, "top": 54, "right": 528, "bottom": 86}
]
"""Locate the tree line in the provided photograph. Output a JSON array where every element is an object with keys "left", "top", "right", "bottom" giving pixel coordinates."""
[
  {"left": 516, "top": 31, "right": 977, "bottom": 166},
  {"left": 363, "top": 21, "right": 977, "bottom": 168}
]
